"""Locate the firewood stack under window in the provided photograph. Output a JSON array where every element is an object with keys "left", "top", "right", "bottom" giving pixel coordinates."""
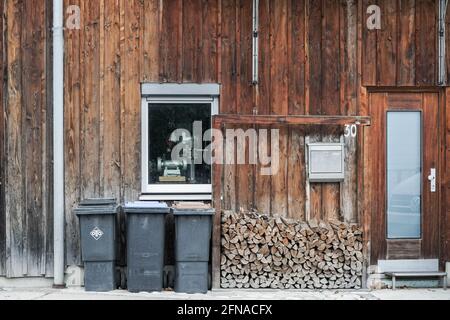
[{"left": 221, "top": 211, "right": 364, "bottom": 290}]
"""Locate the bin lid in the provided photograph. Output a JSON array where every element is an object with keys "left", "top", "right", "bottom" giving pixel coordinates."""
[
  {"left": 123, "top": 201, "right": 170, "bottom": 214},
  {"left": 74, "top": 202, "right": 118, "bottom": 216},
  {"left": 79, "top": 198, "right": 117, "bottom": 206},
  {"left": 171, "top": 202, "right": 215, "bottom": 216}
]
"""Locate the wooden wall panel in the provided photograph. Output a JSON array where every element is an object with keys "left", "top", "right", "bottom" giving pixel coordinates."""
[
  {"left": 236, "top": 0, "right": 254, "bottom": 211},
  {"left": 415, "top": 0, "right": 436, "bottom": 86},
  {"left": 2, "top": 0, "right": 53, "bottom": 277},
  {"left": 0, "top": 0, "right": 443, "bottom": 280},
  {"left": 362, "top": 0, "right": 438, "bottom": 86},
  {"left": 102, "top": 0, "right": 121, "bottom": 200},
  {"left": 64, "top": 0, "right": 82, "bottom": 266},
  {"left": 81, "top": 1, "right": 101, "bottom": 199},
  {"left": 270, "top": 0, "right": 288, "bottom": 217},
  {"left": 0, "top": 0, "right": 5, "bottom": 277},
  {"left": 160, "top": 0, "right": 182, "bottom": 82},
  {"left": 0, "top": 0, "right": 444, "bottom": 279},
  {"left": 378, "top": 0, "right": 397, "bottom": 85},
  {"left": 446, "top": 88, "right": 450, "bottom": 263},
  {"left": 254, "top": 1, "right": 271, "bottom": 214},
  {"left": 398, "top": 0, "right": 416, "bottom": 86}
]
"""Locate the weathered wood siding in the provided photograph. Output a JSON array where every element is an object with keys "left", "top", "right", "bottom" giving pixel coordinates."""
[
  {"left": 0, "top": 0, "right": 53, "bottom": 278},
  {"left": 362, "top": 0, "right": 438, "bottom": 86},
  {"left": 0, "top": 0, "right": 448, "bottom": 276},
  {"left": 445, "top": 88, "right": 450, "bottom": 263},
  {"left": 60, "top": 0, "right": 446, "bottom": 266}
]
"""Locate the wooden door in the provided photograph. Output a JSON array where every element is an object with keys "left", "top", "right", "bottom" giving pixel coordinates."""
[{"left": 368, "top": 92, "right": 440, "bottom": 263}]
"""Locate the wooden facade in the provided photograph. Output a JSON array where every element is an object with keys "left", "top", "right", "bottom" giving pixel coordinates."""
[
  {"left": 0, "top": 0, "right": 53, "bottom": 278},
  {"left": 0, "top": 0, "right": 449, "bottom": 285}
]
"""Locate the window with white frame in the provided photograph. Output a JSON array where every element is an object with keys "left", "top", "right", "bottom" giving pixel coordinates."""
[{"left": 141, "top": 84, "right": 219, "bottom": 199}]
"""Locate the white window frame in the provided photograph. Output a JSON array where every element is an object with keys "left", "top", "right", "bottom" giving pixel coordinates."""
[{"left": 141, "top": 84, "right": 220, "bottom": 200}]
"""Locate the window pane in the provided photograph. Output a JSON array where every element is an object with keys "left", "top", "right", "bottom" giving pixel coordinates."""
[
  {"left": 387, "top": 112, "right": 421, "bottom": 239},
  {"left": 148, "top": 104, "right": 211, "bottom": 185}
]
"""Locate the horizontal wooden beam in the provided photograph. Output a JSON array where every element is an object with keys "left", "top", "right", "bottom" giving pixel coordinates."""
[{"left": 213, "top": 115, "right": 372, "bottom": 126}]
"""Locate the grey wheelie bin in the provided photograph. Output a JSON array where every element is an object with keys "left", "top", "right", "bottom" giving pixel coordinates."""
[
  {"left": 75, "top": 198, "right": 118, "bottom": 292},
  {"left": 172, "top": 203, "right": 215, "bottom": 294},
  {"left": 124, "top": 201, "right": 170, "bottom": 293}
]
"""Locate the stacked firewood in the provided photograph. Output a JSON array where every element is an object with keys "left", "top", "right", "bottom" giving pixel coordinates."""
[{"left": 221, "top": 211, "right": 364, "bottom": 290}]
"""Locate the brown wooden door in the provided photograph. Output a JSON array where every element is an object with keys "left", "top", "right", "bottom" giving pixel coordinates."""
[{"left": 368, "top": 92, "right": 440, "bottom": 263}]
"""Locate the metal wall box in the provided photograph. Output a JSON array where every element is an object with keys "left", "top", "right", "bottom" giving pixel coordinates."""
[{"left": 307, "top": 143, "right": 345, "bottom": 182}]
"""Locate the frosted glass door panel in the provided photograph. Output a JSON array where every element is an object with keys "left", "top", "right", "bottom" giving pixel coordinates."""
[{"left": 387, "top": 112, "right": 422, "bottom": 239}]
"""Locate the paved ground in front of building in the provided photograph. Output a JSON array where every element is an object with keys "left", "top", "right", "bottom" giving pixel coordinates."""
[{"left": 0, "top": 288, "right": 449, "bottom": 300}]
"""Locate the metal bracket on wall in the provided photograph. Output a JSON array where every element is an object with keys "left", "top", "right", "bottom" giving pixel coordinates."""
[
  {"left": 438, "top": 0, "right": 448, "bottom": 86},
  {"left": 252, "top": 0, "right": 259, "bottom": 85}
]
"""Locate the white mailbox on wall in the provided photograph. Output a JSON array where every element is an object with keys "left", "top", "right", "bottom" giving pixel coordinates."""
[{"left": 307, "top": 143, "right": 345, "bottom": 182}]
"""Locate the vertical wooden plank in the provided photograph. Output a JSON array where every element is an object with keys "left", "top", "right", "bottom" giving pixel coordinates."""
[
  {"left": 307, "top": 1, "right": 323, "bottom": 221},
  {"left": 142, "top": 0, "right": 160, "bottom": 82},
  {"left": 398, "top": 0, "right": 415, "bottom": 86},
  {"left": 221, "top": 0, "right": 237, "bottom": 210},
  {"left": 341, "top": 0, "right": 358, "bottom": 116},
  {"left": 160, "top": 0, "right": 182, "bottom": 82},
  {"left": 368, "top": 92, "right": 386, "bottom": 263},
  {"left": 236, "top": 0, "right": 254, "bottom": 210},
  {"left": 220, "top": 0, "right": 237, "bottom": 115},
  {"left": 64, "top": 0, "right": 82, "bottom": 266},
  {"left": 81, "top": 0, "right": 101, "bottom": 199},
  {"left": 256, "top": 0, "right": 271, "bottom": 115},
  {"left": 202, "top": 0, "right": 219, "bottom": 82},
  {"left": 341, "top": 0, "right": 358, "bottom": 223},
  {"left": 183, "top": 0, "right": 202, "bottom": 82},
  {"left": 321, "top": 1, "right": 341, "bottom": 221},
  {"left": 422, "top": 93, "right": 440, "bottom": 258},
  {"left": 255, "top": 0, "right": 271, "bottom": 214},
  {"left": 212, "top": 121, "right": 224, "bottom": 288},
  {"left": 446, "top": 89, "right": 450, "bottom": 263},
  {"left": 308, "top": 128, "right": 322, "bottom": 221},
  {"left": 288, "top": 0, "right": 306, "bottom": 116},
  {"left": 22, "top": 0, "right": 45, "bottom": 276},
  {"left": 322, "top": 0, "right": 340, "bottom": 115},
  {"left": 0, "top": 0, "right": 6, "bottom": 276},
  {"left": 378, "top": 0, "right": 397, "bottom": 86},
  {"left": 362, "top": 0, "right": 377, "bottom": 86},
  {"left": 446, "top": 2, "right": 450, "bottom": 83},
  {"left": 271, "top": 126, "right": 288, "bottom": 217},
  {"left": 44, "top": 0, "right": 54, "bottom": 277},
  {"left": 121, "top": 0, "right": 142, "bottom": 202},
  {"left": 103, "top": 0, "right": 121, "bottom": 200},
  {"left": 237, "top": 0, "right": 253, "bottom": 115},
  {"left": 270, "top": 0, "right": 288, "bottom": 217},
  {"left": 255, "top": 127, "right": 271, "bottom": 214},
  {"left": 236, "top": 0, "right": 254, "bottom": 211},
  {"left": 322, "top": 129, "right": 341, "bottom": 221},
  {"left": 5, "top": 0, "right": 24, "bottom": 277},
  {"left": 270, "top": 0, "right": 288, "bottom": 116},
  {"left": 415, "top": 0, "right": 436, "bottom": 85},
  {"left": 287, "top": 128, "right": 306, "bottom": 220},
  {"left": 307, "top": 0, "right": 322, "bottom": 116},
  {"left": 255, "top": 0, "right": 269, "bottom": 216},
  {"left": 342, "top": 132, "right": 358, "bottom": 223}
]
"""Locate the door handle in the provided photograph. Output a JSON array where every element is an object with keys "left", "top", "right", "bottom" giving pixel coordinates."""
[{"left": 428, "top": 168, "right": 436, "bottom": 193}]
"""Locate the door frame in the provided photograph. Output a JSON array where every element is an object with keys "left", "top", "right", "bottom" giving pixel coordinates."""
[{"left": 364, "top": 88, "right": 445, "bottom": 268}]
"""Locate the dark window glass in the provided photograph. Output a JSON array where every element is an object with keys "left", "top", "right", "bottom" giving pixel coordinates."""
[{"left": 148, "top": 103, "right": 211, "bottom": 185}]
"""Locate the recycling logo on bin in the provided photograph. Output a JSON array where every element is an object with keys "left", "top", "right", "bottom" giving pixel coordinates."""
[{"left": 90, "top": 227, "right": 104, "bottom": 241}]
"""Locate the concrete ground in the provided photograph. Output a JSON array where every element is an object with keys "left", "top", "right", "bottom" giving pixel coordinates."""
[{"left": 0, "top": 287, "right": 449, "bottom": 300}]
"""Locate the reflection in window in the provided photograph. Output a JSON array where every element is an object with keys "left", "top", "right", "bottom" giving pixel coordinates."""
[
  {"left": 148, "top": 104, "right": 211, "bottom": 185},
  {"left": 387, "top": 111, "right": 421, "bottom": 239}
]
